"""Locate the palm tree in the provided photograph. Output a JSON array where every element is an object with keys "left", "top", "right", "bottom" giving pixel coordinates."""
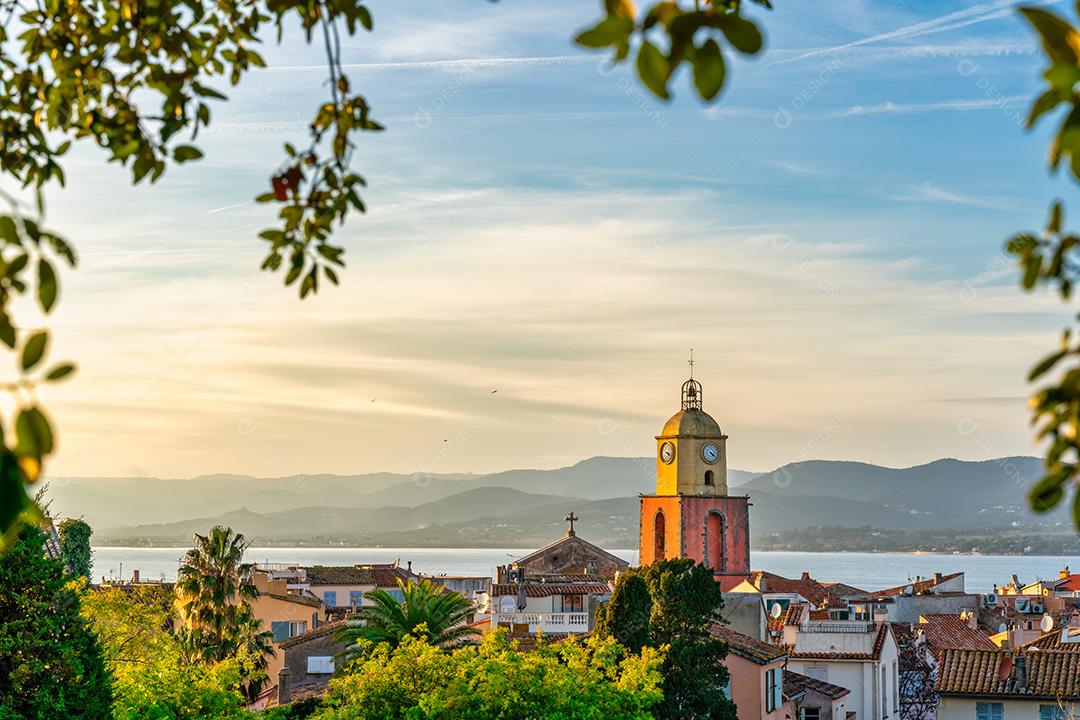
[
  {"left": 174, "top": 526, "right": 271, "bottom": 698},
  {"left": 336, "top": 578, "right": 478, "bottom": 650}
]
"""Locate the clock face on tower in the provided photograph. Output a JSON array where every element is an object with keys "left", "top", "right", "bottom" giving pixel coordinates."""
[
  {"left": 702, "top": 443, "right": 719, "bottom": 464},
  {"left": 660, "top": 442, "right": 675, "bottom": 464}
]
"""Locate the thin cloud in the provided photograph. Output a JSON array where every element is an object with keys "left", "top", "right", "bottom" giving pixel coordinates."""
[
  {"left": 768, "top": 0, "right": 1053, "bottom": 67},
  {"left": 891, "top": 181, "right": 1005, "bottom": 209},
  {"left": 265, "top": 55, "right": 597, "bottom": 72},
  {"left": 830, "top": 97, "right": 1027, "bottom": 117}
]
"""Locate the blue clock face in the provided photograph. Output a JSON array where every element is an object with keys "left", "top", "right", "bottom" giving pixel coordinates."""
[{"left": 702, "top": 443, "right": 719, "bottom": 464}]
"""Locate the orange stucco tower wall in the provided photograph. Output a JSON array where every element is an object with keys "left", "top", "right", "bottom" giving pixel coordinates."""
[{"left": 639, "top": 375, "right": 751, "bottom": 591}]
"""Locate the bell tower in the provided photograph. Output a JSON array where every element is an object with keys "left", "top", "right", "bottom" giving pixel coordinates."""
[{"left": 639, "top": 359, "right": 750, "bottom": 590}]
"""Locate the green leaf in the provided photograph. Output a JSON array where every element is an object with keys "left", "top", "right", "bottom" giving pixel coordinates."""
[
  {"left": 1021, "top": 7, "right": 1080, "bottom": 64},
  {"left": 693, "top": 39, "right": 726, "bottom": 100},
  {"left": 15, "top": 406, "right": 52, "bottom": 459},
  {"left": 0, "top": 216, "right": 17, "bottom": 245},
  {"left": 37, "top": 258, "right": 57, "bottom": 313},
  {"left": 20, "top": 331, "right": 47, "bottom": 372},
  {"left": 576, "top": 16, "right": 634, "bottom": 48},
  {"left": 44, "top": 363, "right": 75, "bottom": 382},
  {"left": 636, "top": 40, "right": 670, "bottom": 100},
  {"left": 0, "top": 315, "right": 15, "bottom": 350},
  {"left": 173, "top": 145, "right": 204, "bottom": 164},
  {"left": 718, "top": 14, "right": 764, "bottom": 55},
  {"left": 1049, "top": 201, "right": 1064, "bottom": 234},
  {"left": 1030, "top": 349, "right": 1067, "bottom": 381},
  {"left": 1030, "top": 473, "right": 1066, "bottom": 512}
]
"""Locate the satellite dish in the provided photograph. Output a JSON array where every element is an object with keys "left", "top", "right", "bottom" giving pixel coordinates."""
[
  {"left": 1042, "top": 614, "right": 1055, "bottom": 633},
  {"left": 771, "top": 603, "right": 783, "bottom": 619},
  {"left": 998, "top": 623, "right": 1009, "bottom": 634}
]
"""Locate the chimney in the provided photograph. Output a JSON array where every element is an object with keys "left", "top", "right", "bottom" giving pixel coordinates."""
[
  {"left": 1062, "top": 566, "right": 1071, "bottom": 580},
  {"left": 1011, "top": 575, "right": 1020, "bottom": 590},
  {"left": 933, "top": 572, "right": 943, "bottom": 585},
  {"left": 801, "top": 571, "right": 811, "bottom": 582},
  {"left": 407, "top": 560, "right": 412, "bottom": 573},
  {"left": 132, "top": 569, "right": 140, "bottom": 584},
  {"left": 278, "top": 667, "right": 292, "bottom": 706}
]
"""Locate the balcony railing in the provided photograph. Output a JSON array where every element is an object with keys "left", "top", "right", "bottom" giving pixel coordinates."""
[{"left": 491, "top": 612, "right": 590, "bottom": 633}]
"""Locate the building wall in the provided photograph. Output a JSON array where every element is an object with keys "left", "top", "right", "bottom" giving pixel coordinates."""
[
  {"left": 724, "top": 654, "right": 793, "bottom": 720},
  {"left": 250, "top": 595, "right": 322, "bottom": 681},
  {"left": 513, "top": 536, "right": 626, "bottom": 578},
  {"left": 639, "top": 494, "right": 750, "bottom": 590},
  {"left": 308, "top": 583, "right": 375, "bottom": 607},
  {"left": 282, "top": 630, "right": 347, "bottom": 691},
  {"left": 887, "top": 595, "right": 978, "bottom": 623},
  {"left": 939, "top": 697, "right": 1078, "bottom": 720},
  {"left": 639, "top": 496, "right": 683, "bottom": 566},
  {"left": 795, "top": 687, "right": 848, "bottom": 720}
]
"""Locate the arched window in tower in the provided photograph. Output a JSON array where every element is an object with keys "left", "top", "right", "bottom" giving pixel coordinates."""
[
  {"left": 704, "top": 470, "right": 715, "bottom": 486},
  {"left": 654, "top": 510, "right": 666, "bottom": 562},
  {"left": 705, "top": 512, "right": 726, "bottom": 571}
]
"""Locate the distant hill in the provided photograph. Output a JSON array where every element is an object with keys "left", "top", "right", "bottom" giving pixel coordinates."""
[
  {"left": 83, "top": 455, "right": 1064, "bottom": 550},
  {"left": 47, "top": 457, "right": 760, "bottom": 530}
]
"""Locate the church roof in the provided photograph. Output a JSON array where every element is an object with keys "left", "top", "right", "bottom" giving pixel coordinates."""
[
  {"left": 511, "top": 533, "right": 629, "bottom": 570},
  {"left": 660, "top": 408, "right": 723, "bottom": 438}
]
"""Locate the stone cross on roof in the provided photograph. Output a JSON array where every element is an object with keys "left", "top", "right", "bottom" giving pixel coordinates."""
[{"left": 565, "top": 511, "right": 578, "bottom": 537}]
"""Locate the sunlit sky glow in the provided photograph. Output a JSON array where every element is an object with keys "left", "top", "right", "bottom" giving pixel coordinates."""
[{"left": 35, "top": 0, "right": 1074, "bottom": 478}]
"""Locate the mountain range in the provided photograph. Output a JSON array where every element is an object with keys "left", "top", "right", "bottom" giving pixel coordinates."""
[{"left": 45, "top": 455, "right": 1066, "bottom": 549}]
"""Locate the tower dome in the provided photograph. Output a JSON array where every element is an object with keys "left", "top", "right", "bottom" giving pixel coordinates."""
[{"left": 661, "top": 407, "right": 723, "bottom": 437}]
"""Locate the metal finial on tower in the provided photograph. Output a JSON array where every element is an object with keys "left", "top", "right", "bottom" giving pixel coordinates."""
[
  {"left": 681, "top": 351, "right": 702, "bottom": 410},
  {"left": 688, "top": 348, "right": 694, "bottom": 379}
]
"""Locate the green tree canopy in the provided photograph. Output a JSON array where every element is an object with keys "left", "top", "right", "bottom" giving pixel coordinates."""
[
  {"left": 0, "top": 525, "right": 111, "bottom": 720},
  {"left": 315, "top": 631, "right": 664, "bottom": 720},
  {"left": 597, "top": 559, "right": 736, "bottom": 720},
  {"left": 58, "top": 517, "right": 92, "bottom": 580},
  {"left": 336, "top": 578, "right": 478, "bottom": 651}
]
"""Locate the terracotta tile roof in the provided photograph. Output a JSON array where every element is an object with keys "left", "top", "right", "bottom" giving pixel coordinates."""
[
  {"left": 490, "top": 582, "right": 611, "bottom": 598},
  {"left": 264, "top": 591, "right": 322, "bottom": 608},
  {"left": 917, "top": 614, "right": 995, "bottom": 654},
  {"left": 1055, "top": 575, "right": 1080, "bottom": 593},
  {"left": 768, "top": 604, "right": 804, "bottom": 633},
  {"left": 876, "top": 572, "right": 963, "bottom": 597},
  {"left": 823, "top": 582, "right": 869, "bottom": 598},
  {"left": 784, "top": 670, "right": 851, "bottom": 700},
  {"left": 712, "top": 625, "right": 788, "bottom": 665},
  {"left": 304, "top": 564, "right": 415, "bottom": 587},
  {"left": 937, "top": 649, "right": 1080, "bottom": 698},
  {"left": 1023, "top": 628, "right": 1080, "bottom": 653},
  {"left": 750, "top": 571, "right": 830, "bottom": 607},
  {"left": 277, "top": 619, "right": 348, "bottom": 650}
]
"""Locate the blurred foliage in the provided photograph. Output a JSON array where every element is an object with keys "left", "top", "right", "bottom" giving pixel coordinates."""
[
  {"left": 576, "top": 0, "right": 771, "bottom": 101},
  {"left": 1010, "top": 5, "right": 1080, "bottom": 529}
]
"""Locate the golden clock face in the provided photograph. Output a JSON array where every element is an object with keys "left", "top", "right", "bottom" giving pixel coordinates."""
[{"left": 660, "top": 442, "right": 675, "bottom": 464}]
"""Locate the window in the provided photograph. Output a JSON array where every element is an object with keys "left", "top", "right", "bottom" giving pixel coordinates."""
[
  {"left": 800, "top": 709, "right": 821, "bottom": 720},
  {"left": 349, "top": 590, "right": 363, "bottom": 608},
  {"left": 850, "top": 603, "right": 871, "bottom": 621},
  {"left": 706, "top": 512, "right": 726, "bottom": 571},
  {"left": 270, "top": 620, "right": 308, "bottom": 643},
  {"left": 307, "top": 656, "right": 335, "bottom": 674},
  {"left": 705, "top": 470, "right": 715, "bottom": 486},
  {"left": 654, "top": 510, "right": 666, "bottom": 561},
  {"left": 562, "top": 594, "right": 584, "bottom": 612},
  {"left": 323, "top": 590, "right": 338, "bottom": 606},
  {"left": 976, "top": 702, "right": 1004, "bottom": 720},
  {"left": 1040, "top": 706, "right": 1066, "bottom": 720},
  {"left": 765, "top": 667, "right": 783, "bottom": 713},
  {"left": 722, "top": 675, "right": 732, "bottom": 701},
  {"left": 385, "top": 588, "right": 405, "bottom": 603}
]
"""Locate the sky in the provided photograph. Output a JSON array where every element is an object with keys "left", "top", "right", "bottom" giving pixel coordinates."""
[{"left": 29, "top": 0, "right": 1080, "bottom": 479}]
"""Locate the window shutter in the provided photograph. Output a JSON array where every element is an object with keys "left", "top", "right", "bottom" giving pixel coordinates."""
[{"left": 772, "top": 669, "right": 783, "bottom": 711}]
